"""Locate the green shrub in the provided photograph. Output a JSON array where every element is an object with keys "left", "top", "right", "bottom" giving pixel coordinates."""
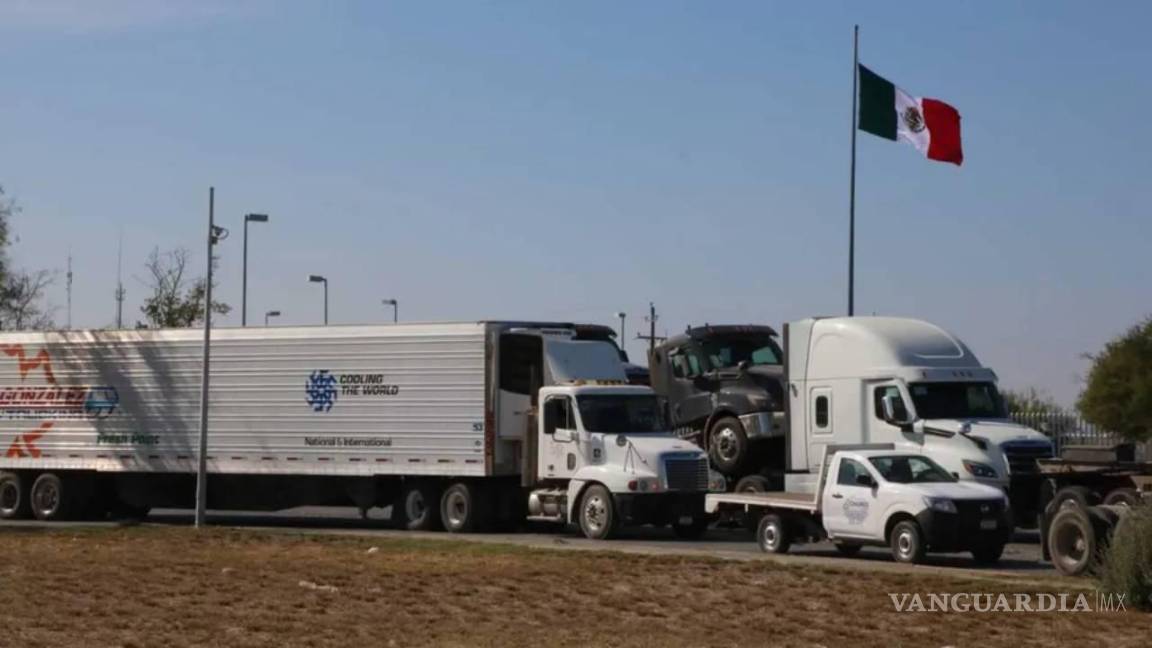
[{"left": 1099, "top": 502, "right": 1152, "bottom": 611}]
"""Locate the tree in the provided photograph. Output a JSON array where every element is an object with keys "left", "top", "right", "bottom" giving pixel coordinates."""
[
  {"left": 1078, "top": 316, "right": 1152, "bottom": 442},
  {"left": 0, "top": 186, "right": 55, "bottom": 330},
  {"left": 1002, "top": 387, "right": 1063, "bottom": 414},
  {"left": 139, "top": 247, "right": 230, "bottom": 328}
]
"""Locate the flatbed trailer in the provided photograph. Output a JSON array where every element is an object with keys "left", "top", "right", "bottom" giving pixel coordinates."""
[{"left": 1036, "top": 453, "right": 1152, "bottom": 575}]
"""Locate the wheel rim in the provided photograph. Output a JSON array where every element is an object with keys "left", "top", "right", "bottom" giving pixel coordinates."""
[
  {"left": 714, "top": 427, "right": 739, "bottom": 463},
  {"left": 34, "top": 482, "right": 59, "bottom": 517},
  {"left": 0, "top": 482, "right": 17, "bottom": 513},
  {"left": 446, "top": 490, "right": 469, "bottom": 527},
  {"left": 583, "top": 494, "right": 608, "bottom": 534},
  {"left": 407, "top": 492, "right": 426, "bottom": 522},
  {"left": 762, "top": 523, "right": 778, "bottom": 549},
  {"left": 1053, "top": 521, "right": 1087, "bottom": 571},
  {"left": 896, "top": 530, "right": 914, "bottom": 559}
]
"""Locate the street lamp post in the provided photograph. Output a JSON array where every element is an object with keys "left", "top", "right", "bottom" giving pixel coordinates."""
[
  {"left": 195, "top": 187, "right": 228, "bottom": 529},
  {"left": 308, "top": 275, "right": 328, "bottom": 324},
  {"left": 264, "top": 310, "right": 281, "bottom": 326},
  {"left": 382, "top": 299, "right": 398, "bottom": 323},
  {"left": 241, "top": 213, "right": 269, "bottom": 327}
]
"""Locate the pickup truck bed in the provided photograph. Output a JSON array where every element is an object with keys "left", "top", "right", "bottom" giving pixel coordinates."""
[{"left": 704, "top": 490, "right": 817, "bottom": 514}]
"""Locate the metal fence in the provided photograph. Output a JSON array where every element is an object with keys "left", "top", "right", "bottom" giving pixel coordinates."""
[{"left": 1009, "top": 411, "right": 1123, "bottom": 456}]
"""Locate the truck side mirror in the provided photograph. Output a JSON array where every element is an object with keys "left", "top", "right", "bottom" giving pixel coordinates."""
[
  {"left": 881, "top": 394, "right": 912, "bottom": 427},
  {"left": 855, "top": 473, "right": 876, "bottom": 488},
  {"left": 737, "top": 360, "right": 751, "bottom": 373},
  {"left": 554, "top": 428, "right": 574, "bottom": 443}
]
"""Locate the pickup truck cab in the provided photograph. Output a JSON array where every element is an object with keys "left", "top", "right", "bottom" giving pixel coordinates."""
[{"left": 705, "top": 445, "right": 1013, "bottom": 564}]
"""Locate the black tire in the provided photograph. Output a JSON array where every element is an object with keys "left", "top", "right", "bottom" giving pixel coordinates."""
[
  {"left": 971, "top": 541, "right": 1006, "bottom": 565},
  {"left": 578, "top": 484, "right": 618, "bottom": 540},
  {"left": 1103, "top": 487, "right": 1141, "bottom": 508},
  {"left": 0, "top": 471, "right": 30, "bottom": 520},
  {"left": 889, "top": 520, "right": 926, "bottom": 564},
  {"left": 671, "top": 516, "right": 711, "bottom": 540},
  {"left": 440, "top": 482, "right": 490, "bottom": 533},
  {"left": 708, "top": 416, "right": 749, "bottom": 475},
  {"left": 756, "top": 513, "right": 791, "bottom": 554},
  {"left": 734, "top": 475, "right": 772, "bottom": 532},
  {"left": 1048, "top": 507, "right": 1098, "bottom": 576},
  {"left": 1050, "top": 486, "right": 1102, "bottom": 512},
  {"left": 834, "top": 542, "right": 863, "bottom": 557},
  {"left": 30, "top": 473, "right": 72, "bottom": 521},
  {"left": 400, "top": 481, "right": 442, "bottom": 531}
]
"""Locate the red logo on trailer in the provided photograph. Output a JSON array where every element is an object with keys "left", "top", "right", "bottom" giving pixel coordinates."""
[
  {"left": 1, "top": 344, "right": 57, "bottom": 384},
  {"left": 5, "top": 421, "right": 52, "bottom": 458}
]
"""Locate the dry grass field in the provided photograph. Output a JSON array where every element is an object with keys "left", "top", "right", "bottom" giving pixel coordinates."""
[{"left": 0, "top": 527, "right": 1148, "bottom": 647}]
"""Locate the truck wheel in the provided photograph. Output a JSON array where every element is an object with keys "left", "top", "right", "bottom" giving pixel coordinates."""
[
  {"left": 671, "top": 516, "right": 711, "bottom": 540},
  {"left": 889, "top": 520, "right": 926, "bottom": 564},
  {"left": 1048, "top": 507, "right": 1097, "bottom": 576},
  {"left": 708, "top": 416, "right": 749, "bottom": 475},
  {"left": 1051, "top": 486, "right": 1102, "bottom": 511},
  {"left": 437, "top": 479, "right": 488, "bottom": 530},
  {"left": 735, "top": 475, "right": 771, "bottom": 531},
  {"left": 578, "top": 484, "right": 618, "bottom": 540},
  {"left": 834, "top": 542, "right": 862, "bottom": 557},
  {"left": 1104, "top": 488, "right": 1140, "bottom": 508},
  {"left": 30, "top": 473, "right": 72, "bottom": 521},
  {"left": 401, "top": 482, "right": 442, "bottom": 531},
  {"left": 0, "top": 472, "right": 30, "bottom": 520},
  {"left": 756, "top": 513, "right": 791, "bottom": 554},
  {"left": 971, "top": 541, "right": 1006, "bottom": 565}
]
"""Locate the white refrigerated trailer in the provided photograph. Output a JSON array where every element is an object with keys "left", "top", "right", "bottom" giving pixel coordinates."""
[{"left": 0, "top": 321, "right": 720, "bottom": 538}]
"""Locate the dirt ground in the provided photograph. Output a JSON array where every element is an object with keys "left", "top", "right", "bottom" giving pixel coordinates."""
[{"left": 0, "top": 527, "right": 1148, "bottom": 647}]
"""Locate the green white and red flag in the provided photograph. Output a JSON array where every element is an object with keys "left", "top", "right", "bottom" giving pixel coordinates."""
[{"left": 857, "top": 64, "right": 963, "bottom": 166}]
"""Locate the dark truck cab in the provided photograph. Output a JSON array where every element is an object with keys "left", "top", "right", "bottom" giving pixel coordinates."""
[{"left": 648, "top": 325, "right": 785, "bottom": 483}]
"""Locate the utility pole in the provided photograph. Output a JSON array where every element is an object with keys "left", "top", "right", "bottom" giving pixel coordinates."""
[
  {"left": 66, "top": 252, "right": 73, "bottom": 330},
  {"left": 195, "top": 187, "right": 228, "bottom": 529},
  {"left": 115, "top": 231, "right": 125, "bottom": 328},
  {"left": 635, "top": 302, "right": 666, "bottom": 354}
]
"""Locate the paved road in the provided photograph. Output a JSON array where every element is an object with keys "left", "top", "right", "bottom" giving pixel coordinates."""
[{"left": 1, "top": 505, "right": 1059, "bottom": 582}]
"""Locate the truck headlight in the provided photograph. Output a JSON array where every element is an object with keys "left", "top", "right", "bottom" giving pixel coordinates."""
[
  {"left": 962, "top": 460, "right": 998, "bottom": 479},
  {"left": 924, "top": 497, "right": 957, "bottom": 514},
  {"left": 708, "top": 471, "right": 728, "bottom": 493},
  {"left": 627, "top": 477, "right": 662, "bottom": 492}
]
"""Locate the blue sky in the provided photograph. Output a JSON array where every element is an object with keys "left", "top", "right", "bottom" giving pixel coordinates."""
[{"left": 0, "top": 1, "right": 1148, "bottom": 405}]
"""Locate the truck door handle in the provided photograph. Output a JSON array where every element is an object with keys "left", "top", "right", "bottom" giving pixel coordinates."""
[{"left": 831, "top": 493, "right": 843, "bottom": 499}]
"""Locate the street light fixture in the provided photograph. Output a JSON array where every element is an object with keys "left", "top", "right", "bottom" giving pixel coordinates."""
[
  {"left": 241, "top": 213, "right": 269, "bottom": 327},
  {"left": 382, "top": 299, "right": 398, "bottom": 323},
  {"left": 308, "top": 275, "right": 328, "bottom": 325},
  {"left": 265, "top": 310, "right": 281, "bottom": 326}
]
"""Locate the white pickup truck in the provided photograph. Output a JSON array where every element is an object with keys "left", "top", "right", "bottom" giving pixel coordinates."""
[{"left": 705, "top": 444, "right": 1013, "bottom": 564}]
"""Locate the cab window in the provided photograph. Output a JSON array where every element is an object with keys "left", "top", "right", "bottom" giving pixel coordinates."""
[
  {"left": 670, "top": 350, "right": 703, "bottom": 378},
  {"left": 543, "top": 396, "right": 574, "bottom": 435},
  {"left": 836, "top": 458, "right": 871, "bottom": 486}
]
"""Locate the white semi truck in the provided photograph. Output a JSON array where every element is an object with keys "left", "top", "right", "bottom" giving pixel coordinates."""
[
  {"left": 783, "top": 317, "right": 1054, "bottom": 522},
  {"left": 0, "top": 321, "right": 721, "bottom": 539}
]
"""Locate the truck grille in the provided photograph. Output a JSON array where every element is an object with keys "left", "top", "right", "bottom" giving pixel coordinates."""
[
  {"left": 664, "top": 456, "right": 708, "bottom": 491},
  {"left": 953, "top": 499, "right": 1006, "bottom": 532},
  {"left": 1002, "top": 440, "right": 1054, "bottom": 476}
]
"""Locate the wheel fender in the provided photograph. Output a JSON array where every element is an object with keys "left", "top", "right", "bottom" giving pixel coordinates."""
[
  {"left": 883, "top": 509, "right": 920, "bottom": 542},
  {"left": 565, "top": 479, "right": 590, "bottom": 524}
]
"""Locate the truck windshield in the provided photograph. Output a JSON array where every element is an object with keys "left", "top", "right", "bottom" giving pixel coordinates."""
[
  {"left": 577, "top": 395, "right": 667, "bottom": 434},
  {"left": 700, "top": 337, "right": 781, "bottom": 370},
  {"left": 908, "top": 381, "right": 1007, "bottom": 419},
  {"left": 869, "top": 455, "right": 957, "bottom": 483}
]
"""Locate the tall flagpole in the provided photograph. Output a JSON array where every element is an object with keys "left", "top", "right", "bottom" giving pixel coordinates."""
[{"left": 848, "top": 24, "right": 859, "bottom": 317}]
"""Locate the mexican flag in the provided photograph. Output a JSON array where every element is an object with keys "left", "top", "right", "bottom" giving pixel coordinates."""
[{"left": 857, "top": 64, "right": 963, "bottom": 166}]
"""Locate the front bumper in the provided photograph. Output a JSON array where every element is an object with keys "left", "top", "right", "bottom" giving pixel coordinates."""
[
  {"left": 915, "top": 501, "right": 1012, "bottom": 552},
  {"left": 615, "top": 492, "right": 707, "bottom": 525},
  {"left": 739, "top": 411, "right": 785, "bottom": 440}
]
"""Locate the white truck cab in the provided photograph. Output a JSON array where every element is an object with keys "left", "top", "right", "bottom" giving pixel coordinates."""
[
  {"left": 706, "top": 445, "right": 1013, "bottom": 564},
  {"left": 784, "top": 317, "right": 1053, "bottom": 522},
  {"left": 529, "top": 383, "right": 725, "bottom": 539}
]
